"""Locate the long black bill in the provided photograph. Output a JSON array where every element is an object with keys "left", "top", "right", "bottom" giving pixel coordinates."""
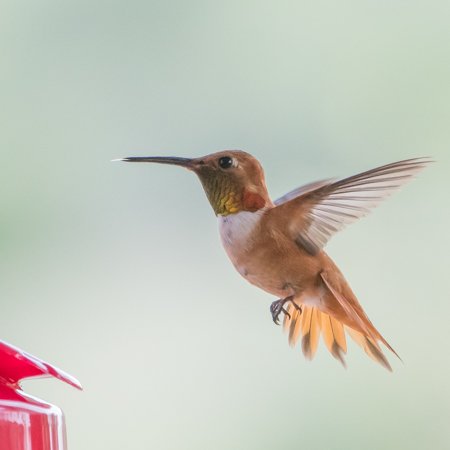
[{"left": 113, "top": 156, "right": 194, "bottom": 168}]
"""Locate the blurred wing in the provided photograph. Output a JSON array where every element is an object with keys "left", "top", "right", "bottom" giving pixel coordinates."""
[{"left": 274, "top": 157, "right": 431, "bottom": 254}]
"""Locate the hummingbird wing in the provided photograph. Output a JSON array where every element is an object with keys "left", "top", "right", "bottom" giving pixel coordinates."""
[
  {"left": 274, "top": 178, "right": 333, "bottom": 205},
  {"left": 274, "top": 157, "right": 431, "bottom": 254}
]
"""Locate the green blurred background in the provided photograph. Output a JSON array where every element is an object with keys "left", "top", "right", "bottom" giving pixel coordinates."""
[{"left": 1, "top": 1, "right": 449, "bottom": 449}]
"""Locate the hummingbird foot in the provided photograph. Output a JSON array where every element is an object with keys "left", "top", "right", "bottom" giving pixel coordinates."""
[{"left": 270, "top": 296, "right": 301, "bottom": 325}]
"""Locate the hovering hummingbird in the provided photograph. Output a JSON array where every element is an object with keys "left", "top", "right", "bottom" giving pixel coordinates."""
[{"left": 115, "top": 151, "right": 430, "bottom": 370}]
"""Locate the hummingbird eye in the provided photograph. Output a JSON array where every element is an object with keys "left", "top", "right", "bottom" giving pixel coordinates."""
[{"left": 218, "top": 156, "right": 234, "bottom": 169}]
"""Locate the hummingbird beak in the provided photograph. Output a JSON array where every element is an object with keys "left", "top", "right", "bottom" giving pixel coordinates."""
[{"left": 113, "top": 156, "right": 196, "bottom": 170}]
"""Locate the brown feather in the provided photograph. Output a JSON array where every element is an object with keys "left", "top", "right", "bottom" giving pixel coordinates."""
[
  {"left": 282, "top": 302, "right": 304, "bottom": 347},
  {"left": 320, "top": 312, "right": 347, "bottom": 367},
  {"left": 301, "top": 307, "right": 321, "bottom": 360},
  {"left": 289, "top": 309, "right": 303, "bottom": 346},
  {"left": 320, "top": 268, "right": 399, "bottom": 369},
  {"left": 346, "top": 328, "right": 392, "bottom": 371}
]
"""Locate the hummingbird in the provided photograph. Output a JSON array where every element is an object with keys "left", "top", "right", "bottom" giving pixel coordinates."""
[{"left": 115, "top": 151, "right": 430, "bottom": 370}]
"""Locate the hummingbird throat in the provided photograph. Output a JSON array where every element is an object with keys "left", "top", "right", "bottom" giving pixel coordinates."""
[{"left": 204, "top": 184, "right": 266, "bottom": 216}]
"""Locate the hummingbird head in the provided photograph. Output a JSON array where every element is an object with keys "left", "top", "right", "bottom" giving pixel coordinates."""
[{"left": 117, "top": 150, "right": 271, "bottom": 216}]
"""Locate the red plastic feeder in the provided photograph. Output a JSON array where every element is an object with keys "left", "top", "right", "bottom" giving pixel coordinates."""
[{"left": 0, "top": 340, "right": 81, "bottom": 450}]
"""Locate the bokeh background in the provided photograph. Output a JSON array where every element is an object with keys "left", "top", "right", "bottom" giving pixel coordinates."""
[{"left": 1, "top": 1, "right": 450, "bottom": 449}]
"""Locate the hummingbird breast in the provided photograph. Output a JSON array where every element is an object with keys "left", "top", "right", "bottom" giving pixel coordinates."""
[
  {"left": 219, "top": 210, "right": 264, "bottom": 253},
  {"left": 218, "top": 209, "right": 321, "bottom": 299}
]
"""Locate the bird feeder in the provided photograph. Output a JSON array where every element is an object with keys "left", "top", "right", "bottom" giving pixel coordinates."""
[{"left": 0, "top": 340, "right": 81, "bottom": 450}]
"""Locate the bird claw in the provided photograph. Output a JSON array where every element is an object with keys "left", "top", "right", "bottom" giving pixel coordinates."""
[{"left": 270, "top": 296, "right": 300, "bottom": 325}]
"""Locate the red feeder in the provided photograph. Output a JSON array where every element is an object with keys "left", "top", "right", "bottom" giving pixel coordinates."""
[{"left": 0, "top": 340, "right": 81, "bottom": 450}]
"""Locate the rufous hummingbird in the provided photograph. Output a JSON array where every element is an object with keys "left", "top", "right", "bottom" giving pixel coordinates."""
[{"left": 115, "top": 151, "right": 430, "bottom": 370}]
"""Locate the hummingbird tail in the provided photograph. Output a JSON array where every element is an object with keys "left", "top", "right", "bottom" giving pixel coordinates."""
[
  {"left": 283, "top": 304, "right": 348, "bottom": 368},
  {"left": 283, "top": 303, "right": 393, "bottom": 370},
  {"left": 320, "top": 269, "right": 399, "bottom": 369},
  {"left": 345, "top": 327, "right": 393, "bottom": 371},
  {"left": 282, "top": 268, "right": 398, "bottom": 370}
]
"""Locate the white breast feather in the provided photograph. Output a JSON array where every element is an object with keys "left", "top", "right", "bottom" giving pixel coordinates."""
[{"left": 218, "top": 210, "right": 263, "bottom": 250}]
